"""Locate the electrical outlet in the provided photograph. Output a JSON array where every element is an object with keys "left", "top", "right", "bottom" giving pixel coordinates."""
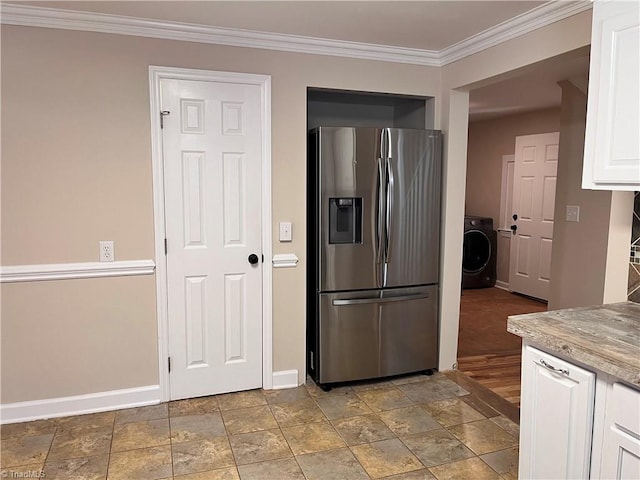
[{"left": 99, "top": 241, "right": 114, "bottom": 262}]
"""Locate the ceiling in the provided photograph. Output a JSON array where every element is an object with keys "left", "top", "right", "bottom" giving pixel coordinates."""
[
  {"left": 17, "top": 1, "right": 591, "bottom": 120},
  {"left": 469, "top": 49, "right": 590, "bottom": 121},
  {"left": 24, "top": 1, "right": 548, "bottom": 51}
]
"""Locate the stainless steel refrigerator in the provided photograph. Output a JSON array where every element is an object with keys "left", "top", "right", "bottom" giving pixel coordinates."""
[{"left": 307, "top": 127, "right": 442, "bottom": 388}]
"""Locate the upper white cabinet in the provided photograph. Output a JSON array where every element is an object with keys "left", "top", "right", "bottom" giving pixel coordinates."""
[{"left": 582, "top": 0, "right": 640, "bottom": 191}]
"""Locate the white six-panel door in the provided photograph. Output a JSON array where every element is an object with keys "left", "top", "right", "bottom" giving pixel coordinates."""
[
  {"left": 509, "top": 132, "right": 559, "bottom": 301},
  {"left": 161, "top": 78, "right": 263, "bottom": 400}
]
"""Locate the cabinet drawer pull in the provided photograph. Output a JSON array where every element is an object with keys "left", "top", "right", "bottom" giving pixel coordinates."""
[{"left": 540, "top": 358, "right": 569, "bottom": 376}]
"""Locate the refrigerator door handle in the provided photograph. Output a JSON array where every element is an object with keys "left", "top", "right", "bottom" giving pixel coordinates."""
[
  {"left": 332, "top": 293, "right": 429, "bottom": 306},
  {"left": 385, "top": 156, "right": 394, "bottom": 262},
  {"left": 375, "top": 157, "right": 385, "bottom": 265}
]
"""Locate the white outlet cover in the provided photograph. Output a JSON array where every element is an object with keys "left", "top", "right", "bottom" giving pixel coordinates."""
[{"left": 99, "top": 240, "right": 114, "bottom": 262}]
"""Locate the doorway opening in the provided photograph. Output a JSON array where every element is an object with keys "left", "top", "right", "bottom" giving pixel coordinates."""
[{"left": 457, "top": 49, "right": 590, "bottom": 406}]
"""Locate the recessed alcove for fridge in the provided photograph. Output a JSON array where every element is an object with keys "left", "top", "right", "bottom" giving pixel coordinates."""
[{"left": 307, "top": 88, "right": 434, "bottom": 130}]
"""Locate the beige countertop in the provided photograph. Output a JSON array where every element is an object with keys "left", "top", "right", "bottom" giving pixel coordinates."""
[{"left": 507, "top": 302, "right": 640, "bottom": 387}]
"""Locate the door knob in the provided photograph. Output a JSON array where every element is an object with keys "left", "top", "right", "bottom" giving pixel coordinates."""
[{"left": 248, "top": 254, "right": 259, "bottom": 265}]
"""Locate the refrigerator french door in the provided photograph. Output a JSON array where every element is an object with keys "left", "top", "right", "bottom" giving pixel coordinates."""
[{"left": 307, "top": 127, "right": 442, "bottom": 386}]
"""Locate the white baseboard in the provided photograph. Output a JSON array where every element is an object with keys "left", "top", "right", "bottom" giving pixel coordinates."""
[
  {"left": 495, "top": 280, "right": 510, "bottom": 291},
  {"left": 271, "top": 370, "right": 299, "bottom": 390},
  {"left": 0, "top": 385, "right": 160, "bottom": 424}
]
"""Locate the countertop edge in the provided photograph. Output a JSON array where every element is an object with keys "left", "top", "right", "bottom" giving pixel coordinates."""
[{"left": 507, "top": 304, "right": 640, "bottom": 387}]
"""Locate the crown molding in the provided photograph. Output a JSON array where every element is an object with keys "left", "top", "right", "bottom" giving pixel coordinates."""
[
  {"left": 0, "top": 3, "right": 440, "bottom": 66},
  {"left": 0, "top": 2, "right": 592, "bottom": 67},
  {"left": 0, "top": 260, "right": 156, "bottom": 283},
  {"left": 439, "top": 1, "right": 593, "bottom": 65}
]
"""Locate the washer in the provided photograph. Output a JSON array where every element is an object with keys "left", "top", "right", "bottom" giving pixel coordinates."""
[{"left": 462, "top": 216, "right": 497, "bottom": 289}]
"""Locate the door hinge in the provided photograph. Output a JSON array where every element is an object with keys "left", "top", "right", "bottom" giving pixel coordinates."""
[
  {"left": 262, "top": 254, "right": 264, "bottom": 263},
  {"left": 168, "top": 357, "right": 171, "bottom": 373},
  {"left": 160, "top": 110, "right": 171, "bottom": 129},
  {"left": 164, "top": 238, "right": 168, "bottom": 255}
]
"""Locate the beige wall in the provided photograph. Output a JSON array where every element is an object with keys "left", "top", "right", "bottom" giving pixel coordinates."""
[
  {"left": 1, "top": 277, "right": 158, "bottom": 401},
  {"left": 548, "top": 82, "right": 610, "bottom": 309},
  {"left": 548, "top": 82, "right": 634, "bottom": 310},
  {"left": 437, "top": 9, "right": 592, "bottom": 370},
  {"left": 442, "top": 12, "right": 593, "bottom": 92},
  {"left": 1, "top": 8, "right": 597, "bottom": 404},
  {"left": 1, "top": 25, "right": 439, "bottom": 403},
  {"left": 466, "top": 108, "right": 561, "bottom": 283},
  {"left": 437, "top": 89, "right": 470, "bottom": 371}
]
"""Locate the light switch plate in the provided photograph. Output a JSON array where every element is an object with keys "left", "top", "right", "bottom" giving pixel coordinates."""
[
  {"left": 279, "top": 222, "right": 292, "bottom": 242},
  {"left": 566, "top": 205, "right": 580, "bottom": 222}
]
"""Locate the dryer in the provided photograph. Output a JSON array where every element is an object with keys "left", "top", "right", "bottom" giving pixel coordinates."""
[{"left": 462, "top": 216, "right": 497, "bottom": 289}]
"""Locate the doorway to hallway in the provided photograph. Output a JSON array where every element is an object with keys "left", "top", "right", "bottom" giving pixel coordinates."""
[{"left": 457, "top": 287, "right": 546, "bottom": 405}]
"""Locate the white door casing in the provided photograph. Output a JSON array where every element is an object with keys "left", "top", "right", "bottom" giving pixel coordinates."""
[
  {"left": 509, "top": 132, "right": 559, "bottom": 301},
  {"left": 496, "top": 154, "right": 515, "bottom": 289},
  {"left": 149, "top": 67, "right": 272, "bottom": 402},
  {"left": 499, "top": 154, "right": 515, "bottom": 236}
]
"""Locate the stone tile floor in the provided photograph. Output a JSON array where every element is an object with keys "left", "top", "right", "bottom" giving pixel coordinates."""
[{"left": 0, "top": 373, "right": 519, "bottom": 479}]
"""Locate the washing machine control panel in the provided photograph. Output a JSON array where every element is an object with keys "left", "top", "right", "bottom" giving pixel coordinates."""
[{"left": 464, "top": 215, "right": 493, "bottom": 230}]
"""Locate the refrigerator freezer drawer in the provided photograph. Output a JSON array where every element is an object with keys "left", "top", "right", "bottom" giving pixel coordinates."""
[
  {"left": 318, "top": 285, "right": 438, "bottom": 384},
  {"left": 318, "top": 290, "right": 380, "bottom": 384},
  {"left": 379, "top": 286, "right": 438, "bottom": 377}
]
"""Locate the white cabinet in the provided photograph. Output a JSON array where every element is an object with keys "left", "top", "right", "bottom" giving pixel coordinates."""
[
  {"left": 601, "top": 382, "right": 640, "bottom": 479},
  {"left": 519, "top": 342, "right": 640, "bottom": 479},
  {"left": 519, "top": 345, "right": 596, "bottom": 479},
  {"left": 582, "top": 0, "right": 640, "bottom": 191}
]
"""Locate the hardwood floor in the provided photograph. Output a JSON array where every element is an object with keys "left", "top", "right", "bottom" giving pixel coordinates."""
[
  {"left": 444, "top": 370, "right": 521, "bottom": 424},
  {"left": 457, "top": 351, "right": 523, "bottom": 405},
  {"left": 457, "top": 287, "right": 546, "bottom": 406}
]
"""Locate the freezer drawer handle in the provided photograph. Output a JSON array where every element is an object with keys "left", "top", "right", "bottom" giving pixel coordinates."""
[
  {"left": 332, "top": 293, "right": 429, "bottom": 306},
  {"left": 539, "top": 358, "right": 569, "bottom": 376}
]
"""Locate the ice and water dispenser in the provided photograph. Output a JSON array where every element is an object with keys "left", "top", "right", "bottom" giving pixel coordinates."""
[{"left": 328, "top": 197, "right": 362, "bottom": 244}]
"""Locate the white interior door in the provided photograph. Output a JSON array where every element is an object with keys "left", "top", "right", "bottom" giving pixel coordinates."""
[
  {"left": 161, "top": 77, "right": 263, "bottom": 400},
  {"left": 509, "top": 132, "right": 559, "bottom": 301}
]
